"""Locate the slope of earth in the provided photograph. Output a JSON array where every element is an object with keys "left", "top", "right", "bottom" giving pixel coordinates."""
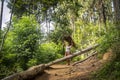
[{"left": 33, "top": 52, "right": 112, "bottom": 80}]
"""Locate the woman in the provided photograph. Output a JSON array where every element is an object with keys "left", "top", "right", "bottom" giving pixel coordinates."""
[{"left": 64, "top": 41, "right": 72, "bottom": 65}]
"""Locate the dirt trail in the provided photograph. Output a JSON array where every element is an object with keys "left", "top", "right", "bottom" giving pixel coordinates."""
[{"left": 33, "top": 53, "right": 111, "bottom": 80}]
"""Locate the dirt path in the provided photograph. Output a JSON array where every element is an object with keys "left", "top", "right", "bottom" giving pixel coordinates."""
[{"left": 33, "top": 54, "right": 107, "bottom": 80}]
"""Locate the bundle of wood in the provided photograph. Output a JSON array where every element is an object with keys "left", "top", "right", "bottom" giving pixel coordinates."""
[{"left": 63, "top": 35, "right": 76, "bottom": 48}]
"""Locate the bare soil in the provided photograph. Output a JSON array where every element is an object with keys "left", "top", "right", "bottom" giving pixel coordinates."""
[{"left": 33, "top": 52, "right": 112, "bottom": 80}]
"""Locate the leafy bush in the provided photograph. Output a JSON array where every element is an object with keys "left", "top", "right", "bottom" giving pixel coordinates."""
[
  {"left": 37, "top": 42, "right": 63, "bottom": 64},
  {"left": 11, "top": 15, "right": 40, "bottom": 70},
  {"left": 97, "top": 23, "right": 119, "bottom": 52},
  {"left": 27, "top": 59, "right": 38, "bottom": 67}
]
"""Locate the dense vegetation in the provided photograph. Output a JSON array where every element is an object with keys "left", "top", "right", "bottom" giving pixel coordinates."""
[{"left": 0, "top": 0, "right": 120, "bottom": 79}]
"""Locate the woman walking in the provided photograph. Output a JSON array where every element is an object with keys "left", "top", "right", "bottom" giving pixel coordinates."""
[{"left": 64, "top": 41, "right": 73, "bottom": 65}]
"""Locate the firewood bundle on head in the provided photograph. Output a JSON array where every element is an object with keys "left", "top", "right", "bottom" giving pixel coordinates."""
[{"left": 63, "top": 35, "right": 76, "bottom": 48}]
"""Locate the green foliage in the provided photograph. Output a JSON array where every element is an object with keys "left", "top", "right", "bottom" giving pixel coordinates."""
[
  {"left": 0, "top": 15, "right": 41, "bottom": 79},
  {"left": 92, "top": 59, "right": 120, "bottom": 80},
  {"left": 11, "top": 15, "right": 40, "bottom": 70},
  {"left": 72, "top": 56, "right": 82, "bottom": 62},
  {"left": 0, "top": 65, "right": 13, "bottom": 79},
  {"left": 0, "top": 51, "right": 17, "bottom": 79},
  {"left": 37, "top": 42, "right": 63, "bottom": 64},
  {"left": 97, "top": 23, "right": 119, "bottom": 53},
  {"left": 49, "top": 27, "right": 72, "bottom": 44},
  {"left": 27, "top": 59, "right": 38, "bottom": 67},
  {"left": 92, "top": 23, "right": 120, "bottom": 80},
  {"left": 0, "top": 30, "right": 17, "bottom": 79},
  {"left": 73, "top": 21, "right": 101, "bottom": 49}
]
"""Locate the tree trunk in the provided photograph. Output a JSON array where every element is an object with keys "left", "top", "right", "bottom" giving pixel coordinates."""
[
  {"left": 72, "top": 51, "right": 97, "bottom": 66},
  {"left": 45, "top": 44, "right": 98, "bottom": 67},
  {"left": 113, "top": 0, "right": 120, "bottom": 29},
  {"left": 2, "top": 44, "right": 98, "bottom": 80},
  {"left": 0, "top": 0, "right": 15, "bottom": 52},
  {"left": 2, "top": 64, "right": 46, "bottom": 80},
  {"left": 0, "top": 0, "right": 4, "bottom": 30}
]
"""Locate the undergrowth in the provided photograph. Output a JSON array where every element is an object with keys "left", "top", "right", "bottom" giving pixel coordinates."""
[{"left": 91, "top": 24, "right": 120, "bottom": 80}]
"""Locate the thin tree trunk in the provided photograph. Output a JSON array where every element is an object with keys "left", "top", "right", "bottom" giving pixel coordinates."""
[
  {"left": 2, "top": 44, "right": 99, "bottom": 80},
  {"left": 0, "top": 0, "right": 4, "bottom": 30},
  {"left": 113, "top": 0, "right": 120, "bottom": 29},
  {"left": 0, "top": 0, "right": 15, "bottom": 52},
  {"left": 72, "top": 51, "right": 97, "bottom": 66},
  {"left": 101, "top": 0, "right": 106, "bottom": 27}
]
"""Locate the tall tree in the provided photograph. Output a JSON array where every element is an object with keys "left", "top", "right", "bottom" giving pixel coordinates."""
[
  {"left": 113, "top": 0, "right": 120, "bottom": 29},
  {"left": 0, "top": 0, "right": 4, "bottom": 30},
  {"left": 0, "top": 0, "right": 15, "bottom": 52}
]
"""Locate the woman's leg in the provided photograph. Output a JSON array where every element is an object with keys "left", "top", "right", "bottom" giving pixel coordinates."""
[{"left": 65, "top": 52, "right": 70, "bottom": 65}]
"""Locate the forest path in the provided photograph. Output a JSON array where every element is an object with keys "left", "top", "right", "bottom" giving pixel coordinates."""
[{"left": 33, "top": 52, "right": 112, "bottom": 80}]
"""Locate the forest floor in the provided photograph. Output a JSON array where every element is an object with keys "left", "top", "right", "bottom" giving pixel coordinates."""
[{"left": 33, "top": 52, "right": 112, "bottom": 80}]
